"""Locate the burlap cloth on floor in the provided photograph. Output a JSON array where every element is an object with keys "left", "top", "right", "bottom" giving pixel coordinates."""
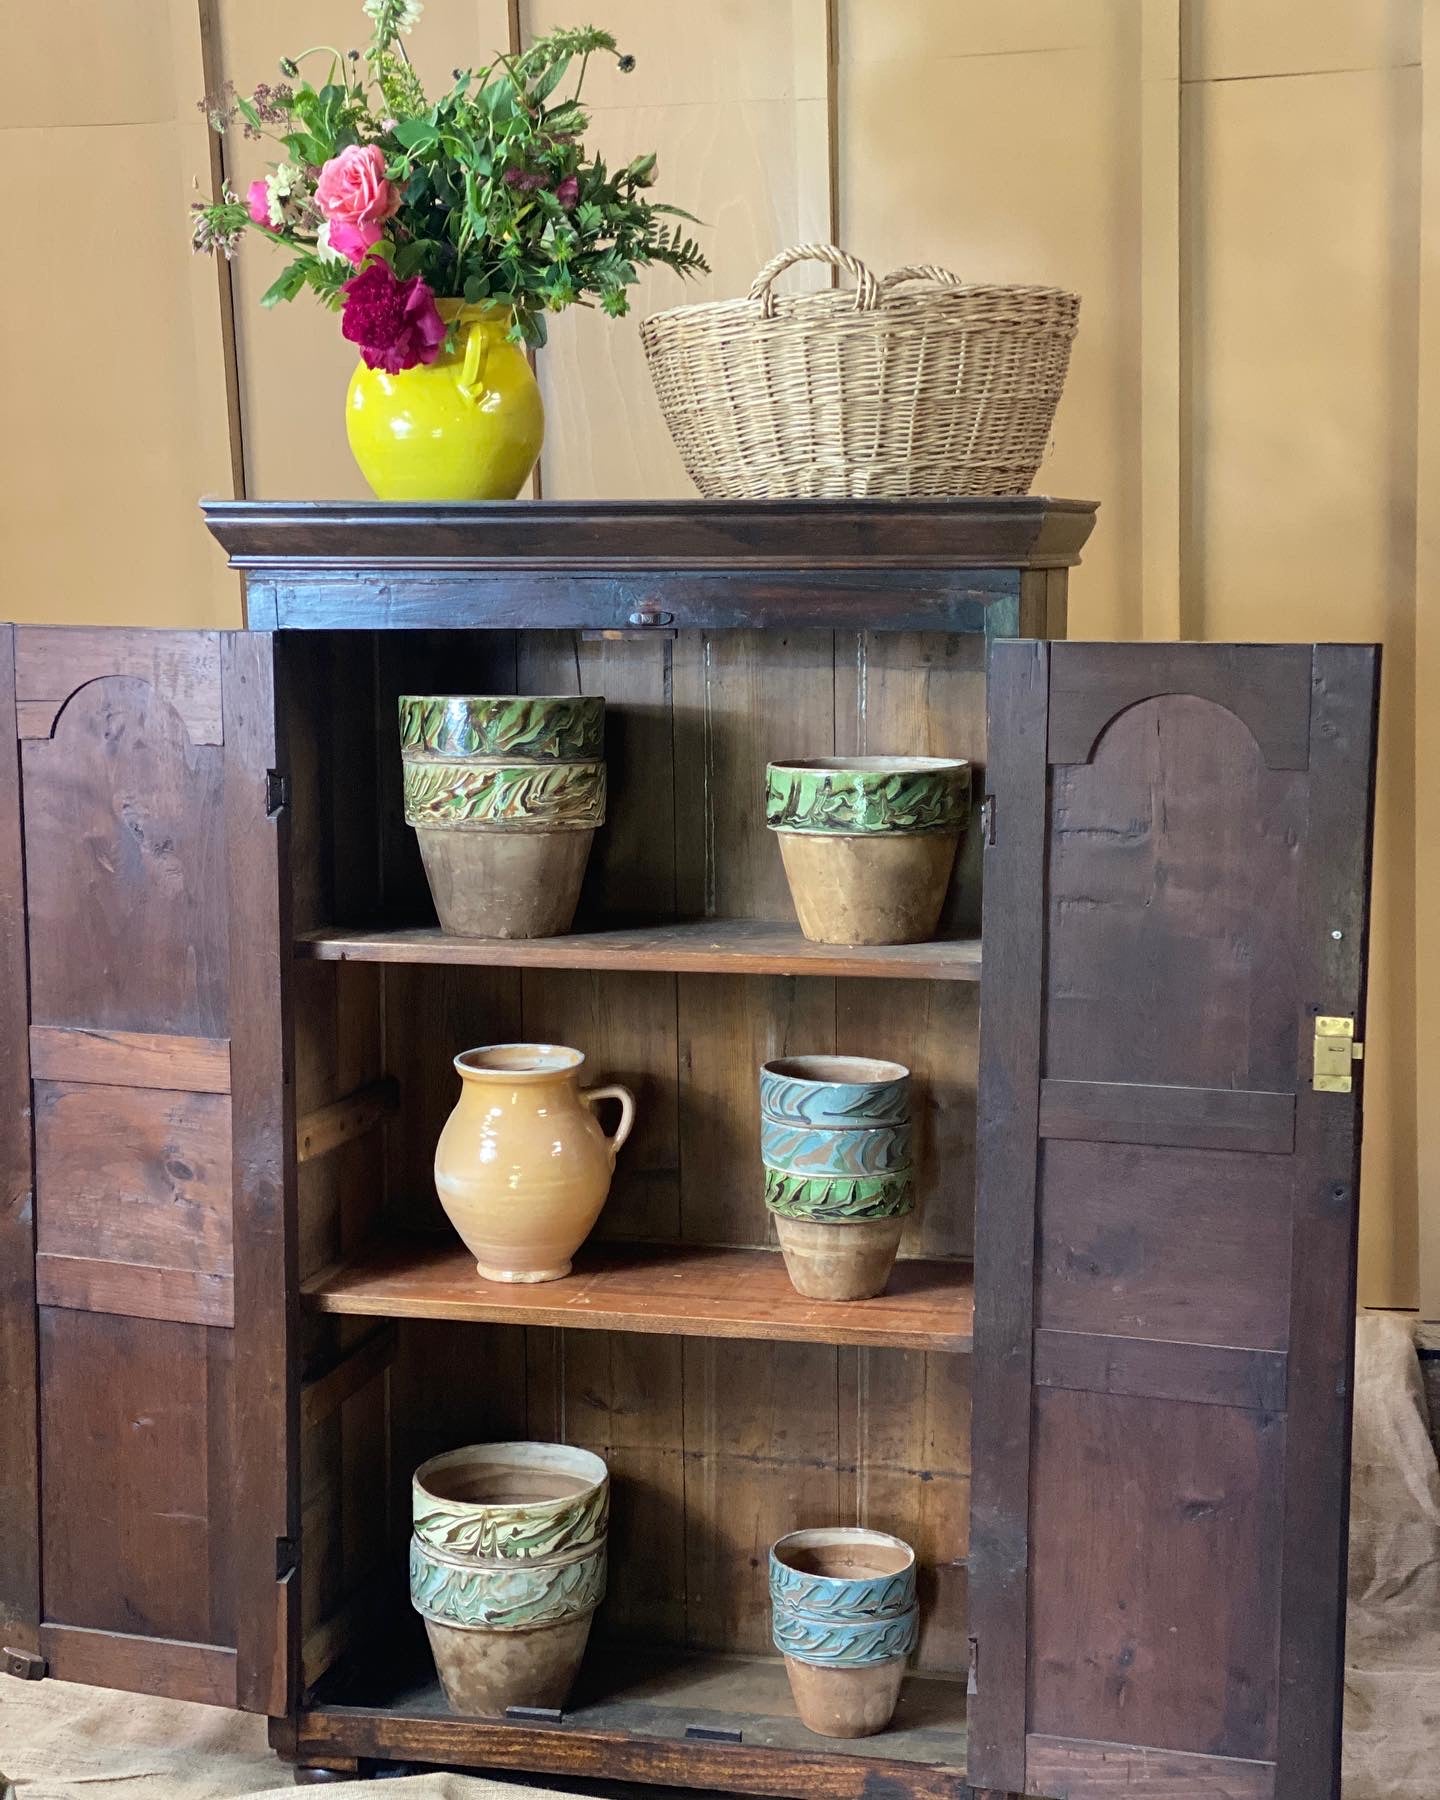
[{"left": 2, "top": 1310, "right": 1437, "bottom": 1796}]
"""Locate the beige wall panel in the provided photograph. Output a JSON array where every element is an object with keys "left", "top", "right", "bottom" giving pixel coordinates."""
[
  {"left": 838, "top": 2, "right": 1144, "bottom": 638},
  {"left": 1181, "top": 0, "right": 1420, "bottom": 83},
  {"left": 218, "top": 0, "right": 512, "bottom": 499},
  {"left": 12, "top": 1, "right": 178, "bottom": 128},
  {"left": 519, "top": 0, "right": 830, "bottom": 498},
  {"left": 1183, "top": 67, "right": 1420, "bottom": 1306},
  {"left": 5, "top": 124, "right": 234, "bottom": 626}
]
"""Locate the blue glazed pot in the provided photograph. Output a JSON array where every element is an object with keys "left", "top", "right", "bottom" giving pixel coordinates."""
[
  {"left": 770, "top": 1527, "right": 919, "bottom": 1738},
  {"left": 760, "top": 1056, "right": 910, "bottom": 1130},
  {"left": 759, "top": 1056, "right": 915, "bottom": 1298}
]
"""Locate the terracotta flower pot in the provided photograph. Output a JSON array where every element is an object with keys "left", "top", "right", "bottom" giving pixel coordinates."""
[
  {"left": 770, "top": 1526, "right": 918, "bottom": 1739},
  {"left": 400, "top": 695, "right": 605, "bottom": 939},
  {"left": 766, "top": 757, "right": 970, "bottom": 946},
  {"left": 760, "top": 1055, "right": 913, "bottom": 1300},
  {"left": 411, "top": 1443, "right": 609, "bottom": 1717},
  {"left": 434, "top": 1044, "right": 635, "bottom": 1283}
]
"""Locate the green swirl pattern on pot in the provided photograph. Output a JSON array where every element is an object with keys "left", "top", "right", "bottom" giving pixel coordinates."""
[
  {"left": 412, "top": 1443, "right": 609, "bottom": 1561},
  {"left": 403, "top": 760, "right": 605, "bottom": 830},
  {"left": 399, "top": 695, "right": 605, "bottom": 762},
  {"left": 410, "top": 1536, "right": 606, "bottom": 1630},
  {"left": 764, "top": 1167, "right": 915, "bottom": 1222},
  {"left": 766, "top": 756, "right": 970, "bottom": 836}
]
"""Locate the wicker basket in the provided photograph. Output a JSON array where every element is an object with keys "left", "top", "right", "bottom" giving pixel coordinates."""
[{"left": 640, "top": 243, "right": 1080, "bottom": 500}]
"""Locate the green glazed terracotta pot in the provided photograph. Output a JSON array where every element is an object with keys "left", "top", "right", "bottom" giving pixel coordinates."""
[
  {"left": 409, "top": 1442, "right": 609, "bottom": 1718},
  {"left": 400, "top": 695, "right": 606, "bottom": 939},
  {"left": 765, "top": 756, "right": 971, "bottom": 947}
]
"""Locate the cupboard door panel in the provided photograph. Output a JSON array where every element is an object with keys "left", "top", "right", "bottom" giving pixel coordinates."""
[
  {"left": 971, "top": 641, "right": 1379, "bottom": 1800},
  {"left": 0, "top": 627, "right": 292, "bottom": 1715}
]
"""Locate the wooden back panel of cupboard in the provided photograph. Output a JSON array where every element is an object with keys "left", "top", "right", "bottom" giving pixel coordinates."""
[
  {"left": 286, "top": 624, "right": 999, "bottom": 1689},
  {"left": 969, "top": 641, "right": 1379, "bottom": 1800},
  {"left": 0, "top": 627, "right": 294, "bottom": 1714}
]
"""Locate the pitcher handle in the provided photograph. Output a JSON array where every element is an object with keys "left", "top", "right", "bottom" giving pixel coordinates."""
[
  {"left": 456, "top": 321, "right": 491, "bottom": 403},
  {"left": 581, "top": 1083, "right": 636, "bottom": 1166}
]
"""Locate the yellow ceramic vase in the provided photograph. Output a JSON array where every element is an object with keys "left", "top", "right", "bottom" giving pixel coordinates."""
[
  {"left": 434, "top": 1044, "right": 635, "bottom": 1284},
  {"left": 345, "top": 301, "right": 545, "bottom": 501}
]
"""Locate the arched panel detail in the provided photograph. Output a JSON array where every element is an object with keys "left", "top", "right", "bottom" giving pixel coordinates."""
[
  {"left": 1046, "top": 641, "right": 1313, "bottom": 769},
  {"left": 14, "top": 628, "right": 222, "bottom": 745},
  {"left": 21, "top": 674, "right": 229, "bottom": 1038}
]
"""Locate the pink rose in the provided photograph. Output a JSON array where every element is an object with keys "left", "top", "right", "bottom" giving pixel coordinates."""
[
  {"left": 340, "top": 260, "right": 447, "bottom": 374},
  {"left": 246, "top": 178, "right": 270, "bottom": 226},
  {"left": 315, "top": 144, "right": 400, "bottom": 234},
  {"left": 326, "top": 219, "right": 384, "bottom": 264}
]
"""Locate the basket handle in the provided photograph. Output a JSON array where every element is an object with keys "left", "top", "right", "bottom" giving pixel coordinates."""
[
  {"left": 881, "top": 264, "right": 962, "bottom": 288},
  {"left": 748, "top": 244, "right": 881, "bottom": 319}
]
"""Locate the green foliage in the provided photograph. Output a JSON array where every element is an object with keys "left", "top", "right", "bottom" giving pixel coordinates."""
[{"left": 189, "top": 3, "right": 708, "bottom": 345}]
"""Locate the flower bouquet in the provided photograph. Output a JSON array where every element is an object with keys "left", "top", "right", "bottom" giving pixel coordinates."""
[{"left": 191, "top": 1, "right": 707, "bottom": 500}]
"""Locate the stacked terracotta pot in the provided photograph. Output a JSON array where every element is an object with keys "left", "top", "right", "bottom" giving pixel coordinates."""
[
  {"left": 410, "top": 1442, "right": 609, "bottom": 1716},
  {"left": 400, "top": 695, "right": 606, "bottom": 938}
]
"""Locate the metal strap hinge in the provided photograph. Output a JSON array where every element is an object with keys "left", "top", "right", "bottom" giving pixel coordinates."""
[
  {"left": 981, "top": 796, "right": 996, "bottom": 846},
  {"left": 265, "top": 770, "right": 291, "bottom": 817}
]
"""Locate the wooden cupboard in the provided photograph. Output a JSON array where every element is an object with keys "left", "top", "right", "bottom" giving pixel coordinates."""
[{"left": 0, "top": 499, "right": 1377, "bottom": 1799}]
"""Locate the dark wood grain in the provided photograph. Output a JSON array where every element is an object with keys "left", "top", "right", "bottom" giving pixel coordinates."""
[
  {"left": 34, "top": 1080, "right": 233, "bottom": 1280},
  {"left": 1039, "top": 1079, "right": 1295, "bottom": 1154},
  {"left": 1034, "top": 1140, "right": 1293, "bottom": 1349},
  {"left": 0, "top": 624, "right": 39, "bottom": 1656},
  {"left": 14, "top": 627, "right": 223, "bottom": 745},
  {"left": 28, "top": 1025, "right": 231, "bottom": 1093},
  {"left": 21, "top": 671, "right": 229, "bottom": 1037},
  {"left": 202, "top": 494, "right": 1097, "bottom": 572},
  {"left": 1274, "top": 647, "right": 1379, "bottom": 1798},
  {"left": 1025, "top": 1734, "right": 1274, "bottom": 1798},
  {"left": 298, "top": 918, "right": 982, "bottom": 981},
  {"left": 303, "top": 1236, "right": 974, "bottom": 1353},
  {"left": 1028, "top": 1388, "right": 1283, "bottom": 1761},
  {"left": 968, "top": 637, "right": 1050, "bottom": 1792},
  {"left": 39, "top": 1309, "right": 235, "bottom": 1646},
  {"left": 1046, "top": 642, "right": 1311, "bottom": 770},
  {"left": 40, "top": 1623, "right": 237, "bottom": 1709},
  {"left": 224, "top": 632, "right": 298, "bottom": 1718},
  {"left": 1033, "top": 1329, "right": 1287, "bottom": 1413},
  {"left": 296, "top": 1646, "right": 975, "bottom": 1799},
  {"left": 35, "top": 1253, "right": 233, "bottom": 1327},
  {"left": 296, "top": 1078, "right": 399, "bottom": 1165}
]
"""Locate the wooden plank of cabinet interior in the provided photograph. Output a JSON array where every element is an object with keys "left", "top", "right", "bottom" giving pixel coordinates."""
[
  {"left": 296, "top": 919, "right": 982, "bottom": 982},
  {"left": 296, "top": 1647, "right": 971, "bottom": 1799},
  {"left": 296, "top": 1078, "right": 399, "bottom": 1165},
  {"left": 302, "top": 1238, "right": 974, "bottom": 1354}
]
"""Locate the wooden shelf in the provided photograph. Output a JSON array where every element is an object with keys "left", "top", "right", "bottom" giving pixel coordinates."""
[
  {"left": 302, "top": 1236, "right": 974, "bottom": 1354},
  {"left": 300, "top": 1640, "right": 969, "bottom": 1799},
  {"left": 296, "top": 918, "right": 982, "bottom": 982}
]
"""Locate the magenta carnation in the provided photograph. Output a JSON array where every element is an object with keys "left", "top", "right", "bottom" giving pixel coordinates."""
[{"left": 340, "top": 260, "right": 447, "bottom": 373}]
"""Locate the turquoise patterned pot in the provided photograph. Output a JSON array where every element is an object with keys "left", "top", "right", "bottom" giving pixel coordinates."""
[
  {"left": 399, "top": 694, "right": 607, "bottom": 939},
  {"left": 410, "top": 1442, "right": 609, "bottom": 1717},
  {"left": 770, "top": 1527, "right": 919, "bottom": 1738},
  {"left": 760, "top": 1055, "right": 913, "bottom": 1298},
  {"left": 766, "top": 756, "right": 970, "bottom": 946},
  {"left": 760, "top": 1056, "right": 910, "bottom": 1130}
]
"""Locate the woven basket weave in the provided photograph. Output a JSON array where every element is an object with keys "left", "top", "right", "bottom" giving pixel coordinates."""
[{"left": 640, "top": 243, "right": 1080, "bottom": 500}]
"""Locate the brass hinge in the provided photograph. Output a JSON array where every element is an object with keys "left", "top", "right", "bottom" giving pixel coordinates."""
[
  {"left": 3, "top": 1646, "right": 46, "bottom": 1680},
  {"left": 1314, "top": 1015, "right": 1364, "bottom": 1092}
]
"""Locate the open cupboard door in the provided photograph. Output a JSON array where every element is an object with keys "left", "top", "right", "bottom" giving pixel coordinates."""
[
  {"left": 0, "top": 628, "right": 294, "bottom": 1715},
  {"left": 969, "top": 641, "right": 1379, "bottom": 1800}
]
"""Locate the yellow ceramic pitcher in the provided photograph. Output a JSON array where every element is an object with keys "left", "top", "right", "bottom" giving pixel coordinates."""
[
  {"left": 434, "top": 1044, "right": 635, "bottom": 1283},
  {"left": 345, "top": 301, "right": 545, "bottom": 501}
]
